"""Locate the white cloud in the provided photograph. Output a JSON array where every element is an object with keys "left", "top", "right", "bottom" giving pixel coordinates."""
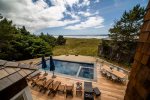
[
  {"left": 78, "top": 11, "right": 91, "bottom": 17},
  {"left": 0, "top": 0, "right": 104, "bottom": 32},
  {"left": 78, "top": 11, "right": 99, "bottom": 17},
  {"left": 51, "top": 0, "right": 79, "bottom": 7},
  {"left": 78, "top": 0, "right": 90, "bottom": 7},
  {"left": 65, "top": 11, "right": 80, "bottom": 19},
  {"left": 0, "top": 0, "right": 81, "bottom": 32},
  {"left": 27, "top": 19, "right": 80, "bottom": 31},
  {"left": 66, "top": 0, "right": 79, "bottom": 7},
  {"left": 84, "top": 12, "right": 91, "bottom": 16},
  {"left": 65, "top": 16, "right": 104, "bottom": 30},
  {"left": 94, "top": 25, "right": 104, "bottom": 28}
]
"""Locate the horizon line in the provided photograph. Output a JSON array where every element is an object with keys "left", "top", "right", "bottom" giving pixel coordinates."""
[{"left": 52, "top": 34, "right": 109, "bottom": 36}]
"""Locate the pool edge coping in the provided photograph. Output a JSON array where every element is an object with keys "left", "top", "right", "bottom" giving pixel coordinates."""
[{"left": 36, "top": 58, "right": 97, "bottom": 82}]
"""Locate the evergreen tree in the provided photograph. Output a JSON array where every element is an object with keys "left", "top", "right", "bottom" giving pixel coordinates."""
[
  {"left": 20, "top": 26, "right": 30, "bottom": 35},
  {"left": 109, "top": 4, "right": 145, "bottom": 42},
  {"left": 108, "top": 4, "right": 145, "bottom": 63},
  {"left": 0, "top": 16, "right": 53, "bottom": 60},
  {"left": 39, "top": 32, "right": 56, "bottom": 47},
  {"left": 0, "top": 18, "right": 16, "bottom": 49},
  {"left": 56, "top": 35, "right": 66, "bottom": 45}
]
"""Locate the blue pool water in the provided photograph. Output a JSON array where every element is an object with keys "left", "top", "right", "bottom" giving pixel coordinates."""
[{"left": 38, "top": 59, "right": 94, "bottom": 79}]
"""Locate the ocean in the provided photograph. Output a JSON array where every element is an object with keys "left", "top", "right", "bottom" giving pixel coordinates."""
[{"left": 54, "top": 35, "right": 108, "bottom": 39}]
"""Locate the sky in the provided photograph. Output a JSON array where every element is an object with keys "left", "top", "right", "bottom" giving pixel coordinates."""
[{"left": 0, "top": 0, "right": 148, "bottom": 35}]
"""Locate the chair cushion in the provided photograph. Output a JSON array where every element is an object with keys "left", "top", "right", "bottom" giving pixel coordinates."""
[{"left": 93, "top": 87, "right": 101, "bottom": 96}]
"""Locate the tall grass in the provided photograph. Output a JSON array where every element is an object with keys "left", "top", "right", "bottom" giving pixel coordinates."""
[{"left": 53, "top": 38, "right": 101, "bottom": 56}]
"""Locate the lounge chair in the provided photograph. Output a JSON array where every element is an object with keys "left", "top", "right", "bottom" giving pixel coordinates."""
[
  {"left": 119, "top": 69, "right": 124, "bottom": 73},
  {"left": 26, "top": 71, "right": 41, "bottom": 81},
  {"left": 101, "top": 70, "right": 106, "bottom": 76},
  {"left": 58, "top": 84, "right": 65, "bottom": 94},
  {"left": 119, "top": 78, "right": 126, "bottom": 85},
  {"left": 113, "top": 67, "right": 118, "bottom": 70},
  {"left": 32, "top": 77, "right": 47, "bottom": 87},
  {"left": 93, "top": 87, "right": 101, "bottom": 97},
  {"left": 31, "top": 75, "right": 47, "bottom": 87},
  {"left": 39, "top": 79, "right": 54, "bottom": 93},
  {"left": 106, "top": 72, "right": 111, "bottom": 79},
  {"left": 36, "top": 78, "right": 47, "bottom": 89},
  {"left": 66, "top": 84, "right": 74, "bottom": 97},
  {"left": 48, "top": 81, "right": 61, "bottom": 96},
  {"left": 84, "top": 82, "right": 94, "bottom": 100},
  {"left": 111, "top": 75, "right": 118, "bottom": 82}
]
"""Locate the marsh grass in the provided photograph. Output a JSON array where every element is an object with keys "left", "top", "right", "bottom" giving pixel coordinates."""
[{"left": 53, "top": 38, "right": 101, "bottom": 56}]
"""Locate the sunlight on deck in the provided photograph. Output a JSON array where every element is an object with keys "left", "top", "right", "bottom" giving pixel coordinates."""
[{"left": 20, "top": 55, "right": 127, "bottom": 100}]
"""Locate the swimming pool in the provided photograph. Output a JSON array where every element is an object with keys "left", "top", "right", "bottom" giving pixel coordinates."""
[{"left": 38, "top": 59, "right": 95, "bottom": 80}]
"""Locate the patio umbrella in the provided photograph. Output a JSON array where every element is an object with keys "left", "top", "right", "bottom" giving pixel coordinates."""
[
  {"left": 49, "top": 56, "right": 56, "bottom": 78},
  {"left": 42, "top": 56, "right": 47, "bottom": 74}
]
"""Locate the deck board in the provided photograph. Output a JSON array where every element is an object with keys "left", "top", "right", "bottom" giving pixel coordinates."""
[{"left": 19, "top": 55, "right": 128, "bottom": 100}]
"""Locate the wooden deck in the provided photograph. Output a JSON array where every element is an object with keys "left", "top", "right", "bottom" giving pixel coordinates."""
[{"left": 20, "top": 55, "right": 127, "bottom": 100}]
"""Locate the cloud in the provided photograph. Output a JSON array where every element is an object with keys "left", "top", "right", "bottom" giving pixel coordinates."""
[
  {"left": 78, "top": 11, "right": 99, "bottom": 17},
  {"left": 94, "top": 25, "right": 104, "bottom": 28},
  {"left": 65, "top": 16, "right": 104, "bottom": 30},
  {"left": 78, "top": 11, "right": 91, "bottom": 17},
  {"left": 65, "top": 0, "right": 79, "bottom": 7},
  {"left": 27, "top": 19, "right": 80, "bottom": 31},
  {"left": 0, "top": 0, "right": 79, "bottom": 31},
  {"left": 64, "top": 11, "right": 80, "bottom": 20},
  {"left": 0, "top": 0, "right": 104, "bottom": 32},
  {"left": 81, "top": 0, "right": 90, "bottom": 6}
]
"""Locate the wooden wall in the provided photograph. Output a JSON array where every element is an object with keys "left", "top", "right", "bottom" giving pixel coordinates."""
[{"left": 124, "top": 1, "right": 150, "bottom": 100}]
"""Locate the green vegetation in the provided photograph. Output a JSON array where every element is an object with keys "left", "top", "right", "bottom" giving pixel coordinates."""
[
  {"left": 0, "top": 4, "right": 145, "bottom": 67},
  {"left": 53, "top": 38, "right": 100, "bottom": 56},
  {"left": 0, "top": 18, "right": 52, "bottom": 60},
  {"left": 0, "top": 15, "right": 98, "bottom": 60},
  {"left": 0, "top": 15, "right": 66, "bottom": 61},
  {"left": 39, "top": 32, "right": 56, "bottom": 47},
  {"left": 99, "top": 4, "right": 145, "bottom": 67},
  {"left": 56, "top": 35, "right": 66, "bottom": 45},
  {"left": 109, "top": 4, "right": 145, "bottom": 54}
]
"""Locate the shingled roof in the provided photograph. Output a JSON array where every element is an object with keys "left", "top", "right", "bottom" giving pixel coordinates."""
[{"left": 0, "top": 60, "right": 39, "bottom": 91}]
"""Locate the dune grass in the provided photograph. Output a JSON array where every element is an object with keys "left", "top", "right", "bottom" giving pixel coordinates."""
[
  {"left": 53, "top": 38, "right": 101, "bottom": 56},
  {"left": 53, "top": 38, "right": 130, "bottom": 70}
]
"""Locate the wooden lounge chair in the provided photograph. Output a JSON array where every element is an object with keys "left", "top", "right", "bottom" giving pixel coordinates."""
[
  {"left": 39, "top": 79, "right": 54, "bottom": 93},
  {"left": 93, "top": 87, "right": 101, "bottom": 97},
  {"left": 33, "top": 77, "right": 47, "bottom": 87},
  {"left": 119, "top": 78, "right": 126, "bottom": 85},
  {"left": 26, "top": 71, "right": 41, "bottom": 81},
  {"left": 58, "top": 84, "right": 65, "bottom": 94},
  {"left": 66, "top": 84, "right": 74, "bottom": 97},
  {"left": 106, "top": 72, "right": 111, "bottom": 79},
  {"left": 84, "top": 82, "right": 94, "bottom": 100},
  {"left": 36, "top": 78, "right": 48, "bottom": 89},
  {"left": 111, "top": 75, "right": 118, "bottom": 82},
  {"left": 113, "top": 67, "right": 118, "bottom": 70},
  {"left": 31, "top": 75, "right": 47, "bottom": 87},
  {"left": 48, "top": 81, "right": 61, "bottom": 96},
  {"left": 101, "top": 70, "right": 106, "bottom": 76}
]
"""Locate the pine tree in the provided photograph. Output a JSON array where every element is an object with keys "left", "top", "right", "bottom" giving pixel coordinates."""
[
  {"left": 108, "top": 4, "right": 145, "bottom": 63},
  {"left": 109, "top": 4, "right": 145, "bottom": 42}
]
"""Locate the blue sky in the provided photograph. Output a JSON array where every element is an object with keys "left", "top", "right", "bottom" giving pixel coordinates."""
[{"left": 0, "top": 0, "right": 148, "bottom": 35}]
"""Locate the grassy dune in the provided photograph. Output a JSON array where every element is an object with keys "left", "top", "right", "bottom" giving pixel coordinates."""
[
  {"left": 53, "top": 38, "right": 130, "bottom": 69},
  {"left": 53, "top": 38, "right": 101, "bottom": 56}
]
